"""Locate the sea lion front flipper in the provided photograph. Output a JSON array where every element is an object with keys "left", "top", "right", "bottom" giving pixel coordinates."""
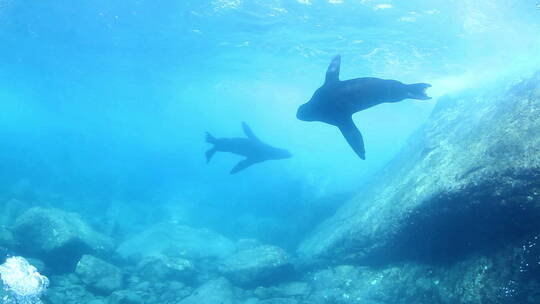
[
  {"left": 206, "top": 148, "right": 217, "bottom": 163},
  {"left": 242, "top": 122, "right": 260, "bottom": 142},
  {"left": 325, "top": 55, "right": 341, "bottom": 84},
  {"left": 230, "top": 159, "right": 256, "bottom": 174},
  {"left": 338, "top": 118, "right": 366, "bottom": 160}
]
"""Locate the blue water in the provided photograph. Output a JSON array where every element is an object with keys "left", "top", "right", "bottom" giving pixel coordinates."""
[{"left": 1, "top": 0, "right": 540, "bottom": 270}]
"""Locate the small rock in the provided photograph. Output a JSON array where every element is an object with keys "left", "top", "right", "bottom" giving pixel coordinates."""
[
  {"left": 137, "top": 255, "right": 195, "bottom": 283},
  {"left": 45, "top": 274, "right": 100, "bottom": 304},
  {"left": 159, "top": 280, "right": 192, "bottom": 302},
  {"left": 179, "top": 277, "right": 236, "bottom": 304},
  {"left": 75, "top": 255, "right": 123, "bottom": 294},
  {"left": 13, "top": 207, "right": 114, "bottom": 272},
  {"left": 108, "top": 290, "right": 143, "bottom": 304},
  {"left": 219, "top": 245, "right": 292, "bottom": 288},
  {"left": 255, "top": 282, "right": 311, "bottom": 299}
]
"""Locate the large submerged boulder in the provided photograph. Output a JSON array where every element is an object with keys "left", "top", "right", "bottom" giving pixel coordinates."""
[
  {"left": 117, "top": 223, "right": 235, "bottom": 262},
  {"left": 299, "top": 73, "right": 540, "bottom": 265},
  {"left": 219, "top": 245, "right": 293, "bottom": 288},
  {"left": 13, "top": 207, "right": 114, "bottom": 272}
]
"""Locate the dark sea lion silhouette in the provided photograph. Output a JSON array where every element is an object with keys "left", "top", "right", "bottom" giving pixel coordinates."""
[
  {"left": 205, "top": 122, "right": 292, "bottom": 174},
  {"left": 296, "top": 55, "right": 432, "bottom": 159}
]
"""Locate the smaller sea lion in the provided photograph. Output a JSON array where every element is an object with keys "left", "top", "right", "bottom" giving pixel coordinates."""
[{"left": 206, "top": 122, "right": 292, "bottom": 174}]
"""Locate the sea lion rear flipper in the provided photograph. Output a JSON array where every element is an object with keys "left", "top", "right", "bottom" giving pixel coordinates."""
[
  {"left": 230, "top": 159, "right": 256, "bottom": 174},
  {"left": 338, "top": 118, "right": 366, "bottom": 160},
  {"left": 206, "top": 132, "right": 217, "bottom": 143},
  {"left": 325, "top": 55, "right": 341, "bottom": 84},
  {"left": 205, "top": 132, "right": 218, "bottom": 163},
  {"left": 242, "top": 122, "right": 260, "bottom": 142},
  {"left": 407, "top": 83, "right": 432, "bottom": 100}
]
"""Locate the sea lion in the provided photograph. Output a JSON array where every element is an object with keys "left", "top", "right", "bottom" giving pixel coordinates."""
[
  {"left": 297, "top": 55, "right": 431, "bottom": 159},
  {"left": 206, "top": 122, "right": 292, "bottom": 174}
]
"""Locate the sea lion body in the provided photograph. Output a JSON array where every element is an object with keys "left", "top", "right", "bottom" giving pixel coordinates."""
[
  {"left": 205, "top": 122, "right": 292, "bottom": 174},
  {"left": 297, "top": 55, "right": 431, "bottom": 159}
]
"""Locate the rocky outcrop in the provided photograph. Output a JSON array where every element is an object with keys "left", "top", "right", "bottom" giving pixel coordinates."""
[
  {"left": 299, "top": 73, "right": 540, "bottom": 266},
  {"left": 13, "top": 207, "right": 114, "bottom": 272},
  {"left": 107, "top": 290, "right": 144, "bottom": 304},
  {"left": 45, "top": 272, "right": 195, "bottom": 304},
  {"left": 219, "top": 245, "right": 293, "bottom": 288},
  {"left": 298, "top": 237, "right": 540, "bottom": 304},
  {"left": 294, "top": 73, "right": 540, "bottom": 303},
  {"left": 46, "top": 274, "right": 105, "bottom": 304},
  {"left": 253, "top": 282, "right": 311, "bottom": 301},
  {"left": 101, "top": 278, "right": 193, "bottom": 304},
  {"left": 117, "top": 223, "right": 235, "bottom": 262},
  {"left": 179, "top": 277, "right": 237, "bottom": 304},
  {"left": 136, "top": 255, "right": 195, "bottom": 283},
  {"left": 75, "top": 255, "right": 123, "bottom": 294}
]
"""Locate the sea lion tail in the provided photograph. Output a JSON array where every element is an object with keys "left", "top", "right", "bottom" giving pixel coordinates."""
[
  {"left": 205, "top": 132, "right": 218, "bottom": 163},
  {"left": 407, "top": 83, "right": 432, "bottom": 100},
  {"left": 205, "top": 132, "right": 217, "bottom": 144}
]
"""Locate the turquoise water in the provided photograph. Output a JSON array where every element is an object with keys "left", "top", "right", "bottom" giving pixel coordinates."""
[
  {"left": 1, "top": 1, "right": 540, "bottom": 303},
  {"left": 2, "top": 0, "right": 538, "bottom": 238}
]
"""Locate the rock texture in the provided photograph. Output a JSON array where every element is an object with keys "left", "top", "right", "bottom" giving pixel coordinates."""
[
  {"left": 107, "top": 290, "right": 144, "bottom": 304},
  {"left": 178, "top": 277, "right": 237, "bottom": 304},
  {"left": 136, "top": 255, "right": 195, "bottom": 283},
  {"left": 13, "top": 207, "right": 114, "bottom": 272},
  {"left": 117, "top": 223, "right": 235, "bottom": 262},
  {"left": 220, "top": 245, "right": 292, "bottom": 288},
  {"left": 46, "top": 274, "right": 105, "bottom": 304},
  {"left": 300, "top": 238, "right": 540, "bottom": 304},
  {"left": 299, "top": 74, "right": 540, "bottom": 265},
  {"left": 75, "top": 255, "right": 123, "bottom": 294}
]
